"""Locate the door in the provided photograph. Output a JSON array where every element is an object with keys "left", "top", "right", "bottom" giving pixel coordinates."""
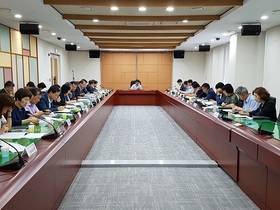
[{"left": 50, "top": 54, "right": 60, "bottom": 85}]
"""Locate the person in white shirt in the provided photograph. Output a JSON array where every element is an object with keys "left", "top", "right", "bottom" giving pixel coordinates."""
[{"left": 130, "top": 79, "right": 142, "bottom": 90}]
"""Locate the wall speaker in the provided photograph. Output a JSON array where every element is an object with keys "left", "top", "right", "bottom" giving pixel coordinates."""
[
  {"left": 89, "top": 50, "right": 100, "bottom": 58},
  {"left": 65, "top": 44, "right": 77, "bottom": 51},
  {"left": 241, "top": 24, "right": 261, "bottom": 36},
  {"left": 199, "top": 45, "right": 210, "bottom": 52},
  {"left": 173, "top": 50, "right": 185, "bottom": 59},
  {"left": 19, "top": 23, "right": 39, "bottom": 35}
]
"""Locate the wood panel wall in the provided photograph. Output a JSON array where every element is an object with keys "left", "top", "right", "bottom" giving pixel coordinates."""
[{"left": 101, "top": 52, "right": 172, "bottom": 91}]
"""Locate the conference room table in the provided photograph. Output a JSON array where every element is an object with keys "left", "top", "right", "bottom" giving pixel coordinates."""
[{"left": 0, "top": 90, "right": 279, "bottom": 210}]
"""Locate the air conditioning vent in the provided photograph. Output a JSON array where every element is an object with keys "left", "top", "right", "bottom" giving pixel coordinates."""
[{"left": 125, "top": 22, "right": 154, "bottom": 26}]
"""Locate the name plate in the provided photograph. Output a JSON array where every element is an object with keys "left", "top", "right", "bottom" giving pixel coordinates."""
[
  {"left": 25, "top": 143, "right": 37, "bottom": 157},
  {"left": 77, "top": 112, "right": 82, "bottom": 118},
  {"left": 66, "top": 119, "right": 71, "bottom": 126},
  {"left": 85, "top": 107, "right": 89, "bottom": 112},
  {"left": 193, "top": 103, "right": 198, "bottom": 108},
  {"left": 213, "top": 112, "right": 220, "bottom": 118}
]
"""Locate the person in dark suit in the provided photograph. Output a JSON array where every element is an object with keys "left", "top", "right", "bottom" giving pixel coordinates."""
[
  {"left": 69, "top": 81, "right": 77, "bottom": 100},
  {"left": 11, "top": 88, "right": 39, "bottom": 126},
  {"left": 36, "top": 85, "right": 65, "bottom": 112},
  {"left": 74, "top": 79, "right": 87, "bottom": 98},
  {"left": 215, "top": 82, "right": 226, "bottom": 105},
  {"left": 247, "top": 87, "right": 277, "bottom": 121},
  {"left": 0, "top": 81, "right": 15, "bottom": 96},
  {"left": 86, "top": 80, "right": 98, "bottom": 93},
  {"left": 201, "top": 83, "right": 216, "bottom": 101}
]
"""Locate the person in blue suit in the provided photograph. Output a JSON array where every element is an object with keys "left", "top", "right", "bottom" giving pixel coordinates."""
[{"left": 36, "top": 85, "right": 65, "bottom": 112}]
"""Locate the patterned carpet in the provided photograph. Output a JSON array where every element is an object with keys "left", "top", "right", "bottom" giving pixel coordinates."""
[{"left": 59, "top": 106, "right": 259, "bottom": 210}]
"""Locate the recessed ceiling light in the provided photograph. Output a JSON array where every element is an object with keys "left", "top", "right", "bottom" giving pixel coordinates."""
[
  {"left": 111, "top": 6, "right": 118, "bottom": 11},
  {"left": 93, "top": 19, "right": 99, "bottom": 22},
  {"left": 51, "top": 32, "right": 56, "bottom": 36},
  {"left": 194, "top": 46, "right": 198, "bottom": 49},
  {"left": 70, "top": 42, "right": 74, "bottom": 45},
  {"left": 182, "top": 20, "right": 188, "bottom": 23},
  {"left": 139, "top": 7, "right": 146, "bottom": 11},
  {"left": 222, "top": 33, "right": 229, "bottom": 36},
  {"left": 261, "top": 15, "right": 268, "bottom": 20},
  {"left": 77, "top": 46, "right": 80, "bottom": 49},
  {"left": 191, "top": 7, "right": 205, "bottom": 11},
  {"left": 62, "top": 38, "right": 66, "bottom": 41},
  {"left": 201, "top": 43, "right": 205, "bottom": 46},
  {"left": 38, "top": 25, "right": 42, "bottom": 29},
  {"left": 14, "top": 14, "right": 22, "bottom": 18},
  {"left": 211, "top": 39, "right": 215, "bottom": 42},
  {"left": 166, "top": 7, "right": 174, "bottom": 12},
  {"left": 80, "top": 6, "right": 93, "bottom": 11},
  {"left": 238, "top": 25, "right": 242, "bottom": 29}
]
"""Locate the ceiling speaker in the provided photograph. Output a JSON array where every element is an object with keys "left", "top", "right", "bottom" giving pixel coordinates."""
[
  {"left": 199, "top": 45, "right": 210, "bottom": 52},
  {"left": 241, "top": 24, "right": 261, "bottom": 36},
  {"left": 19, "top": 23, "right": 39, "bottom": 35},
  {"left": 89, "top": 50, "right": 100, "bottom": 58},
  {"left": 173, "top": 50, "right": 185, "bottom": 59},
  {"left": 65, "top": 44, "right": 77, "bottom": 51}
]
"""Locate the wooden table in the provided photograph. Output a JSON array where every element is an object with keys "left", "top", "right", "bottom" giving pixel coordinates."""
[{"left": 1, "top": 90, "right": 279, "bottom": 210}]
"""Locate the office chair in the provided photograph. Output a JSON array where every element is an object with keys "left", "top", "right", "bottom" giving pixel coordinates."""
[
  {"left": 130, "top": 80, "right": 136, "bottom": 87},
  {"left": 269, "top": 96, "right": 276, "bottom": 104}
]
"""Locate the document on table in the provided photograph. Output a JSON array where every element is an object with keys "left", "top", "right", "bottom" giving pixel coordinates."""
[
  {"left": 24, "top": 133, "right": 48, "bottom": 138},
  {"left": 43, "top": 116, "right": 64, "bottom": 122},
  {"left": 0, "top": 132, "right": 27, "bottom": 139},
  {"left": 55, "top": 108, "right": 72, "bottom": 113}
]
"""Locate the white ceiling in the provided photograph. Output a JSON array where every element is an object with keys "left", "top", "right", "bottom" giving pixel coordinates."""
[{"left": 0, "top": 0, "right": 280, "bottom": 51}]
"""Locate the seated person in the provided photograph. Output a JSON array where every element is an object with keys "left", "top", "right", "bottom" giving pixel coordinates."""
[
  {"left": 130, "top": 79, "right": 142, "bottom": 90},
  {"left": 36, "top": 85, "right": 65, "bottom": 112},
  {"left": 215, "top": 82, "right": 226, "bottom": 105},
  {"left": 56, "top": 83, "right": 76, "bottom": 106},
  {"left": 0, "top": 80, "right": 15, "bottom": 96},
  {"left": 12, "top": 88, "right": 39, "bottom": 126},
  {"left": 86, "top": 80, "right": 98, "bottom": 93},
  {"left": 201, "top": 83, "right": 216, "bottom": 101},
  {"left": 185, "top": 82, "right": 206, "bottom": 98},
  {"left": 25, "top": 81, "right": 36, "bottom": 89},
  {"left": 241, "top": 87, "right": 277, "bottom": 121},
  {"left": 175, "top": 79, "right": 183, "bottom": 91},
  {"left": 25, "top": 88, "right": 50, "bottom": 117},
  {"left": 74, "top": 79, "right": 87, "bottom": 97},
  {"left": 69, "top": 81, "right": 77, "bottom": 100},
  {"left": 37, "top": 82, "right": 47, "bottom": 91},
  {"left": 230, "top": 86, "right": 260, "bottom": 112},
  {"left": 0, "top": 94, "right": 14, "bottom": 134},
  {"left": 221, "top": 83, "right": 242, "bottom": 107},
  {"left": 183, "top": 79, "right": 194, "bottom": 94}
]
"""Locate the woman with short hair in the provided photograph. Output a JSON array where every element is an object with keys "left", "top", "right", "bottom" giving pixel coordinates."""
[{"left": 0, "top": 94, "right": 15, "bottom": 134}]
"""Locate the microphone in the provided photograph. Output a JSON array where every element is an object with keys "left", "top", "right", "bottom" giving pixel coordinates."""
[
  {"left": 0, "top": 138, "right": 25, "bottom": 170},
  {"left": 26, "top": 111, "right": 64, "bottom": 140},
  {"left": 257, "top": 121, "right": 274, "bottom": 135},
  {"left": 72, "top": 70, "right": 75, "bottom": 80}
]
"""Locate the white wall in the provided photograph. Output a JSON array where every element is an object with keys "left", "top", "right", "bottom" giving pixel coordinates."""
[
  {"left": 264, "top": 25, "right": 280, "bottom": 113},
  {"left": 37, "top": 39, "right": 70, "bottom": 87},
  {"left": 234, "top": 33, "right": 265, "bottom": 91},
  {"left": 68, "top": 51, "right": 101, "bottom": 84},
  {"left": 172, "top": 52, "right": 206, "bottom": 87}
]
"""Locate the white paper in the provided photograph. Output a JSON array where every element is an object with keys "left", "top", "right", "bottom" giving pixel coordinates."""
[
  {"left": 55, "top": 108, "right": 72, "bottom": 113},
  {"left": 43, "top": 116, "right": 64, "bottom": 122},
  {"left": 0, "top": 132, "right": 27, "bottom": 139},
  {"left": 24, "top": 133, "right": 48, "bottom": 138},
  {"left": 232, "top": 114, "right": 248, "bottom": 118}
]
